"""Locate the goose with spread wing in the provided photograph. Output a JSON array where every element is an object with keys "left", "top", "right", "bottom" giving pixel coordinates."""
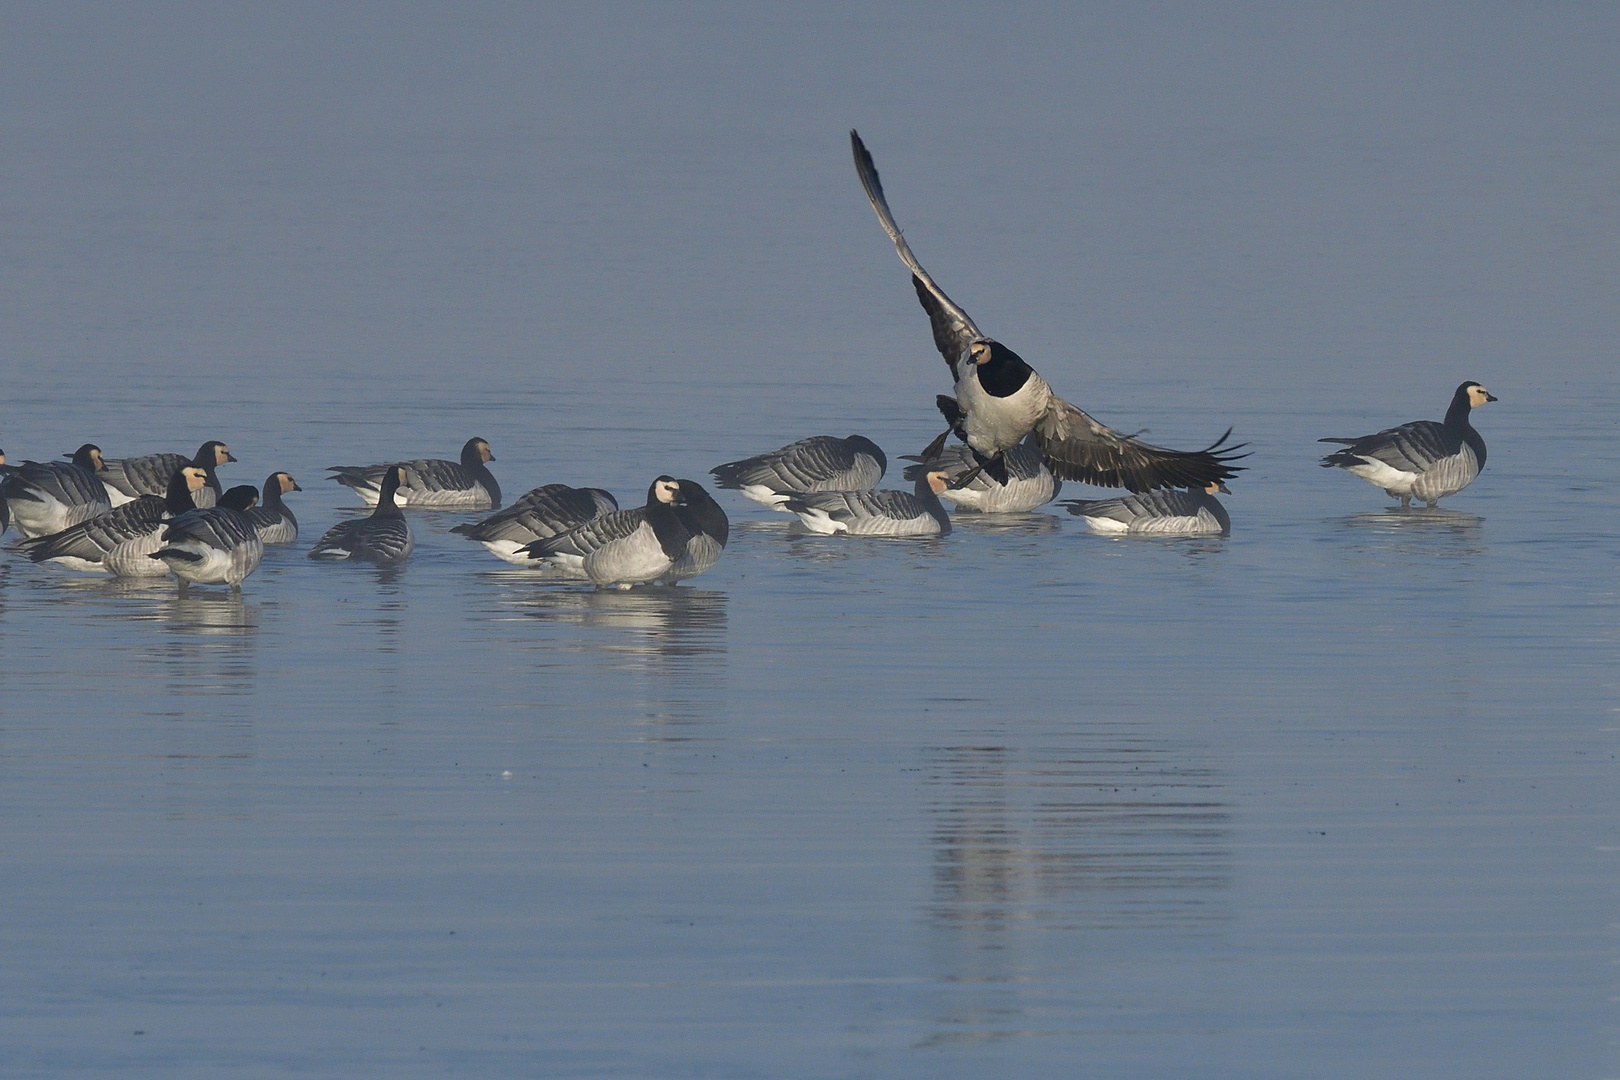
[{"left": 850, "top": 130, "right": 1246, "bottom": 492}]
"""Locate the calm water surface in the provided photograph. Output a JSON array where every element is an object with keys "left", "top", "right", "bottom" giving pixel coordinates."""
[{"left": 3, "top": 6, "right": 1619, "bottom": 1078}]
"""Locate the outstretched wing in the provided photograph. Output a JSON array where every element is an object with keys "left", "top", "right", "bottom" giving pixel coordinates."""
[
  {"left": 1034, "top": 397, "right": 1248, "bottom": 492},
  {"left": 850, "top": 130, "right": 982, "bottom": 376}
]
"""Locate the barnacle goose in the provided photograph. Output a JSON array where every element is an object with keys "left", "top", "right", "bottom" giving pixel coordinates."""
[
  {"left": 149, "top": 484, "right": 265, "bottom": 589},
  {"left": 98, "top": 440, "right": 235, "bottom": 509},
  {"left": 16, "top": 465, "right": 208, "bottom": 574},
  {"left": 520, "top": 476, "right": 689, "bottom": 588},
  {"left": 307, "top": 465, "right": 414, "bottom": 563},
  {"left": 0, "top": 444, "right": 112, "bottom": 538},
  {"left": 243, "top": 472, "right": 301, "bottom": 544},
  {"left": 1063, "top": 481, "right": 1232, "bottom": 537},
  {"left": 329, "top": 437, "right": 500, "bottom": 510},
  {"left": 850, "top": 130, "right": 1246, "bottom": 491},
  {"left": 1319, "top": 382, "right": 1496, "bottom": 508},
  {"left": 711, "top": 435, "right": 887, "bottom": 510},
  {"left": 900, "top": 434, "right": 1059, "bottom": 513},
  {"left": 659, "top": 480, "right": 729, "bottom": 584},
  {"left": 783, "top": 470, "right": 952, "bottom": 537}
]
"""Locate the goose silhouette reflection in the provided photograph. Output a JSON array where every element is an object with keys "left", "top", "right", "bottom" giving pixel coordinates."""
[
  {"left": 1337, "top": 508, "right": 1485, "bottom": 559},
  {"left": 920, "top": 733, "right": 1231, "bottom": 1047}
]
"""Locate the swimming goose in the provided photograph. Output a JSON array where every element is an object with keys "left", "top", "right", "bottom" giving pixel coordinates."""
[
  {"left": 451, "top": 483, "right": 619, "bottom": 565},
  {"left": 307, "top": 465, "right": 414, "bottom": 563},
  {"left": 1063, "top": 482, "right": 1232, "bottom": 536},
  {"left": 850, "top": 131, "right": 1247, "bottom": 491},
  {"left": 15, "top": 466, "right": 208, "bottom": 574},
  {"left": 521, "top": 476, "right": 690, "bottom": 587},
  {"left": 329, "top": 437, "right": 500, "bottom": 510},
  {"left": 0, "top": 450, "right": 9, "bottom": 536},
  {"left": 98, "top": 440, "right": 235, "bottom": 509},
  {"left": 149, "top": 484, "right": 265, "bottom": 589},
  {"left": 784, "top": 471, "right": 953, "bottom": 537},
  {"left": 243, "top": 472, "right": 301, "bottom": 544},
  {"left": 711, "top": 435, "right": 887, "bottom": 510},
  {"left": 1319, "top": 382, "right": 1497, "bottom": 508},
  {"left": 659, "top": 479, "right": 729, "bottom": 584},
  {"left": 900, "top": 435, "right": 1060, "bottom": 513},
  {"left": 0, "top": 444, "right": 112, "bottom": 538}
]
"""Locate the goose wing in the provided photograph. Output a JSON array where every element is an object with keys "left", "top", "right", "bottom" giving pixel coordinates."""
[
  {"left": 524, "top": 507, "right": 648, "bottom": 560},
  {"left": 452, "top": 484, "right": 611, "bottom": 543},
  {"left": 162, "top": 507, "right": 258, "bottom": 549},
  {"left": 1319, "top": 421, "right": 1457, "bottom": 474},
  {"left": 1033, "top": 396, "right": 1247, "bottom": 492},
  {"left": 4, "top": 461, "right": 108, "bottom": 508},
  {"left": 308, "top": 517, "right": 412, "bottom": 561},
  {"left": 851, "top": 130, "right": 982, "bottom": 376}
]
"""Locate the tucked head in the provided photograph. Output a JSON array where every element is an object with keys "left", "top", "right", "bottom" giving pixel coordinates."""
[
  {"left": 651, "top": 476, "right": 683, "bottom": 505},
  {"left": 1463, "top": 382, "right": 1497, "bottom": 408},
  {"left": 220, "top": 485, "right": 260, "bottom": 511}
]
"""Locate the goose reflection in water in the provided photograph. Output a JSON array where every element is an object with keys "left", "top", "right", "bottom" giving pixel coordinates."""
[
  {"left": 499, "top": 584, "right": 727, "bottom": 651},
  {"left": 1337, "top": 508, "right": 1485, "bottom": 559},
  {"left": 919, "top": 735, "right": 1230, "bottom": 1048}
]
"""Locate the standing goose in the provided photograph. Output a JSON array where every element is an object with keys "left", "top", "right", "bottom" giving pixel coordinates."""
[
  {"left": 0, "top": 444, "right": 112, "bottom": 538},
  {"left": 149, "top": 484, "right": 265, "bottom": 590},
  {"left": 659, "top": 479, "right": 729, "bottom": 584},
  {"left": 1063, "top": 482, "right": 1232, "bottom": 537},
  {"left": 328, "top": 437, "right": 500, "bottom": 510},
  {"left": 901, "top": 435, "right": 1060, "bottom": 514},
  {"left": 711, "top": 435, "right": 887, "bottom": 511},
  {"left": 243, "top": 472, "right": 301, "bottom": 544},
  {"left": 451, "top": 484, "right": 619, "bottom": 565},
  {"left": 850, "top": 130, "right": 1246, "bottom": 490},
  {"left": 783, "top": 471, "right": 953, "bottom": 537},
  {"left": 521, "top": 476, "right": 691, "bottom": 588},
  {"left": 98, "top": 440, "right": 235, "bottom": 508},
  {"left": 307, "top": 465, "right": 414, "bottom": 563},
  {"left": 15, "top": 465, "right": 209, "bottom": 575},
  {"left": 1319, "top": 382, "right": 1497, "bottom": 508}
]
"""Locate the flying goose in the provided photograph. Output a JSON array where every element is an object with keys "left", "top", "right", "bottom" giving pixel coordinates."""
[
  {"left": 243, "top": 472, "right": 301, "bottom": 544},
  {"left": 850, "top": 130, "right": 1246, "bottom": 491},
  {"left": 783, "top": 471, "right": 953, "bottom": 537},
  {"left": 900, "top": 435, "right": 1059, "bottom": 514},
  {"left": 98, "top": 440, "right": 235, "bottom": 508},
  {"left": 659, "top": 479, "right": 729, "bottom": 584},
  {"left": 308, "top": 465, "right": 415, "bottom": 563},
  {"left": 1063, "top": 482, "right": 1232, "bottom": 536},
  {"left": 711, "top": 435, "right": 887, "bottom": 510},
  {"left": 0, "top": 444, "right": 112, "bottom": 538},
  {"left": 1319, "top": 382, "right": 1496, "bottom": 508},
  {"left": 149, "top": 484, "right": 265, "bottom": 589},
  {"left": 16, "top": 465, "right": 208, "bottom": 575},
  {"left": 521, "top": 476, "right": 690, "bottom": 588},
  {"left": 329, "top": 437, "right": 500, "bottom": 510},
  {"left": 451, "top": 483, "right": 619, "bottom": 565}
]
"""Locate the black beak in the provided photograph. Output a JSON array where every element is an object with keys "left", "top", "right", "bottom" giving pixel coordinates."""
[
  {"left": 292, "top": 482, "right": 303, "bottom": 491},
  {"left": 225, "top": 452, "right": 238, "bottom": 462},
  {"left": 1485, "top": 392, "right": 1498, "bottom": 402}
]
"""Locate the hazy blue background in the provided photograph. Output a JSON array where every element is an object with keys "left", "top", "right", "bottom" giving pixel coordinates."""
[{"left": 2, "top": 5, "right": 1617, "bottom": 1078}]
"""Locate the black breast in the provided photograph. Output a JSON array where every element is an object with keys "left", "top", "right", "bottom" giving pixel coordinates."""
[{"left": 975, "top": 341, "right": 1034, "bottom": 398}]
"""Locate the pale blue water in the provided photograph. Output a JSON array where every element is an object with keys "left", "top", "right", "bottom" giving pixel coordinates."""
[{"left": 3, "top": 6, "right": 1619, "bottom": 1078}]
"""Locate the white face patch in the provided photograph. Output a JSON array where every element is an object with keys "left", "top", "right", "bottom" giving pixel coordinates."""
[
  {"left": 217, "top": 446, "right": 231, "bottom": 464},
  {"left": 655, "top": 481, "right": 679, "bottom": 504},
  {"left": 971, "top": 343, "right": 991, "bottom": 366}
]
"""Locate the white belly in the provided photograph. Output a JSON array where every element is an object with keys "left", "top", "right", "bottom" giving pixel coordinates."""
[{"left": 957, "top": 371, "right": 1050, "bottom": 456}]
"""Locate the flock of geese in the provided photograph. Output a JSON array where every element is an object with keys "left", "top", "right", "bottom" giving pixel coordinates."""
[{"left": 0, "top": 132, "right": 1497, "bottom": 592}]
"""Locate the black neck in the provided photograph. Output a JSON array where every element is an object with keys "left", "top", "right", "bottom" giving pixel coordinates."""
[
  {"left": 1444, "top": 389, "right": 1475, "bottom": 429},
  {"left": 164, "top": 473, "right": 199, "bottom": 514},
  {"left": 976, "top": 342, "right": 1034, "bottom": 398}
]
